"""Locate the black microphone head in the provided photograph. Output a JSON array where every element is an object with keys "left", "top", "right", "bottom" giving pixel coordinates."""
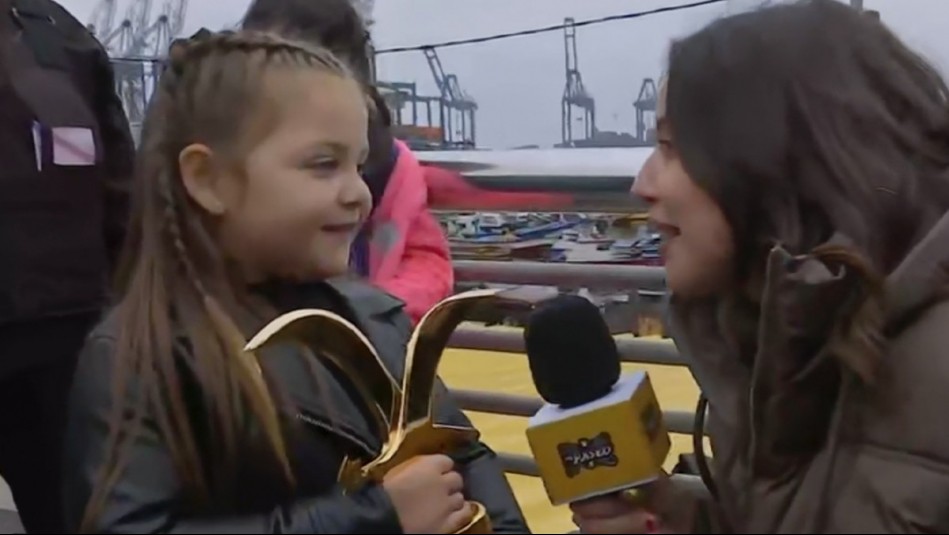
[{"left": 524, "top": 294, "right": 621, "bottom": 409}]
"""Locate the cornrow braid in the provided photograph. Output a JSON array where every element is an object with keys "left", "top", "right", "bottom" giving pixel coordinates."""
[
  {"left": 165, "top": 29, "right": 350, "bottom": 84},
  {"left": 153, "top": 29, "right": 356, "bottom": 154}
]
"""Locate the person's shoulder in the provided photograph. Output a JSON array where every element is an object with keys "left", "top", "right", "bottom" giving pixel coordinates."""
[
  {"left": 27, "top": 0, "right": 87, "bottom": 32},
  {"left": 886, "top": 296, "right": 949, "bottom": 386},
  {"left": 327, "top": 277, "right": 407, "bottom": 315},
  {"left": 26, "top": 0, "right": 105, "bottom": 50},
  {"left": 858, "top": 297, "right": 949, "bottom": 460},
  {"left": 70, "top": 307, "right": 124, "bottom": 403}
]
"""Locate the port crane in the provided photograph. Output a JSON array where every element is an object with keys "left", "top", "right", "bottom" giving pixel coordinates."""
[
  {"left": 558, "top": 16, "right": 657, "bottom": 148},
  {"left": 376, "top": 47, "right": 477, "bottom": 151},
  {"left": 86, "top": 0, "right": 117, "bottom": 39},
  {"left": 422, "top": 47, "right": 477, "bottom": 149},
  {"left": 561, "top": 17, "right": 596, "bottom": 147},
  {"left": 633, "top": 78, "right": 658, "bottom": 146},
  {"left": 90, "top": 0, "right": 154, "bottom": 55},
  {"left": 87, "top": 0, "right": 188, "bottom": 129},
  {"left": 125, "top": 0, "right": 188, "bottom": 57}
]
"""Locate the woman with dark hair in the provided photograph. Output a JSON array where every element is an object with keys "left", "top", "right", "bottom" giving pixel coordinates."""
[
  {"left": 242, "top": 0, "right": 455, "bottom": 325},
  {"left": 572, "top": 1, "right": 949, "bottom": 533}
]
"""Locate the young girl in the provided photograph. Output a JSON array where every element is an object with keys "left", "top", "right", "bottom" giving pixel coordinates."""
[
  {"left": 62, "top": 30, "right": 528, "bottom": 534},
  {"left": 242, "top": 0, "right": 455, "bottom": 325},
  {"left": 572, "top": 1, "right": 949, "bottom": 533}
]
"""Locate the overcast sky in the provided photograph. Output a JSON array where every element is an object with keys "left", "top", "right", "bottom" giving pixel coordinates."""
[{"left": 56, "top": 0, "right": 949, "bottom": 149}]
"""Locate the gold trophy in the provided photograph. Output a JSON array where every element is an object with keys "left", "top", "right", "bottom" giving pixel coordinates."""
[{"left": 245, "top": 288, "right": 541, "bottom": 534}]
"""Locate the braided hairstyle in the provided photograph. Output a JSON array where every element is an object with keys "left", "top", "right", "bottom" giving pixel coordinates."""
[
  {"left": 241, "top": 0, "right": 395, "bottom": 209},
  {"left": 84, "top": 30, "right": 359, "bottom": 532}
]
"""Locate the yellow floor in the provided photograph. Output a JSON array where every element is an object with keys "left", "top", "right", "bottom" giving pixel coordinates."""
[{"left": 440, "top": 336, "right": 700, "bottom": 534}]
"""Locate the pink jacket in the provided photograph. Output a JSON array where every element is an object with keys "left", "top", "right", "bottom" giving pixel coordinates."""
[{"left": 367, "top": 141, "right": 453, "bottom": 324}]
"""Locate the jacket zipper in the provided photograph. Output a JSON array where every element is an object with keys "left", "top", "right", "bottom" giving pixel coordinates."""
[{"left": 296, "top": 411, "right": 378, "bottom": 459}]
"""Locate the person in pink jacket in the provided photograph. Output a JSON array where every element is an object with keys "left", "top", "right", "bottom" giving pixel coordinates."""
[
  {"left": 353, "top": 140, "right": 455, "bottom": 324},
  {"left": 241, "top": 0, "right": 454, "bottom": 324}
]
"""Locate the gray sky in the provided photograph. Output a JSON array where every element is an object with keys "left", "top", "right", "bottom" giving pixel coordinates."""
[{"left": 57, "top": 0, "right": 949, "bottom": 149}]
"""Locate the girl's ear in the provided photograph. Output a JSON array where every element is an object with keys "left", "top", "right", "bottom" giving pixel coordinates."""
[{"left": 179, "top": 143, "right": 227, "bottom": 215}]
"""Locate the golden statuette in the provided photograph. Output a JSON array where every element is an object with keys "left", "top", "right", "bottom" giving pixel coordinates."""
[{"left": 245, "top": 287, "right": 547, "bottom": 534}]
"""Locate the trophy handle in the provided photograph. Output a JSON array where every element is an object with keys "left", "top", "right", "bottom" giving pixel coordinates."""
[
  {"left": 394, "top": 289, "right": 505, "bottom": 433},
  {"left": 245, "top": 309, "right": 400, "bottom": 439},
  {"left": 456, "top": 501, "right": 493, "bottom": 534}
]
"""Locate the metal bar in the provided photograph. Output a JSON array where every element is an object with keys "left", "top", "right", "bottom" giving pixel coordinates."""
[
  {"left": 451, "top": 389, "right": 697, "bottom": 435},
  {"left": 449, "top": 326, "right": 686, "bottom": 366},
  {"left": 496, "top": 453, "right": 709, "bottom": 498},
  {"left": 453, "top": 261, "right": 667, "bottom": 290}
]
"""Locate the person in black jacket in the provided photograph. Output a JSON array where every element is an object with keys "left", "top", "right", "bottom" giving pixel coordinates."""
[
  {"left": 0, "top": 0, "right": 133, "bottom": 532},
  {"left": 63, "top": 29, "right": 529, "bottom": 534}
]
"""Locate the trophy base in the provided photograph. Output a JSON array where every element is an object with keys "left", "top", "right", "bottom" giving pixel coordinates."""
[{"left": 456, "top": 501, "right": 492, "bottom": 534}]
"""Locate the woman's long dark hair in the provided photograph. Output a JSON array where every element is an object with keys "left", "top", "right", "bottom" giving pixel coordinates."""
[{"left": 666, "top": 0, "right": 949, "bottom": 381}]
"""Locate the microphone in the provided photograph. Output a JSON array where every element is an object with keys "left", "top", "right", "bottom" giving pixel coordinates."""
[{"left": 524, "top": 294, "right": 671, "bottom": 506}]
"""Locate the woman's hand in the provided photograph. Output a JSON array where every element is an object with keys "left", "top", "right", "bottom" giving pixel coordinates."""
[
  {"left": 569, "top": 474, "right": 694, "bottom": 534},
  {"left": 571, "top": 493, "right": 661, "bottom": 534}
]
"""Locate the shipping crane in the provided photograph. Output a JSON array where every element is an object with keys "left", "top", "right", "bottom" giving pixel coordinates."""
[
  {"left": 557, "top": 17, "right": 657, "bottom": 148},
  {"left": 370, "top": 38, "right": 457, "bottom": 151},
  {"left": 126, "top": 0, "right": 188, "bottom": 57},
  {"left": 633, "top": 78, "right": 658, "bottom": 146},
  {"left": 104, "top": 0, "right": 187, "bottom": 129},
  {"left": 86, "top": 0, "right": 117, "bottom": 39},
  {"left": 423, "top": 47, "right": 477, "bottom": 149},
  {"left": 561, "top": 17, "right": 596, "bottom": 147},
  {"left": 95, "top": 0, "right": 153, "bottom": 54}
]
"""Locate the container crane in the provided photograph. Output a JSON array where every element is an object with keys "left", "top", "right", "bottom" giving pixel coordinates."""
[
  {"left": 556, "top": 17, "right": 656, "bottom": 148},
  {"left": 370, "top": 39, "right": 456, "bottom": 151},
  {"left": 633, "top": 78, "right": 657, "bottom": 146},
  {"left": 364, "top": 1, "right": 473, "bottom": 150},
  {"left": 423, "top": 47, "right": 477, "bottom": 149},
  {"left": 110, "top": 0, "right": 188, "bottom": 127},
  {"left": 561, "top": 17, "right": 596, "bottom": 147},
  {"left": 96, "top": 0, "right": 154, "bottom": 54},
  {"left": 126, "top": 0, "right": 188, "bottom": 57},
  {"left": 86, "top": 0, "right": 117, "bottom": 40},
  {"left": 379, "top": 80, "right": 447, "bottom": 151}
]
